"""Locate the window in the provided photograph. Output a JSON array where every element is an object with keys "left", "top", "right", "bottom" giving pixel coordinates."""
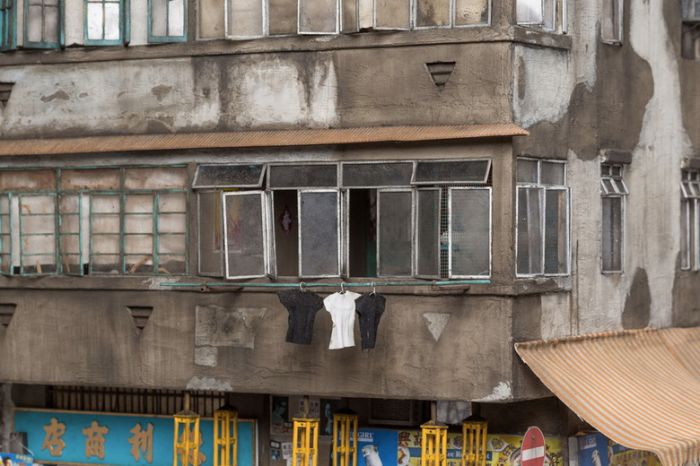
[
  {"left": 196, "top": 160, "right": 492, "bottom": 280},
  {"left": 601, "top": 0, "right": 622, "bottom": 43},
  {"left": 200, "top": 0, "right": 490, "bottom": 39},
  {"left": 681, "top": 169, "right": 700, "bottom": 271},
  {"left": 516, "top": 0, "right": 565, "bottom": 32},
  {"left": 149, "top": 0, "right": 186, "bottom": 42},
  {"left": 85, "top": 0, "right": 124, "bottom": 44},
  {"left": 682, "top": 0, "right": 700, "bottom": 59},
  {"left": 601, "top": 163, "right": 628, "bottom": 273},
  {"left": 684, "top": 0, "right": 700, "bottom": 21},
  {"left": 0, "top": 0, "right": 16, "bottom": 50},
  {"left": 0, "top": 167, "right": 188, "bottom": 276},
  {"left": 516, "top": 158, "right": 569, "bottom": 277},
  {"left": 24, "top": 0, "right": 61, "bottom": 48}
]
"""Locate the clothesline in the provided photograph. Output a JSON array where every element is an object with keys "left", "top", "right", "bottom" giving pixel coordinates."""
[{"left": 160, "top": 279, "right": 490, "bottom": 289}]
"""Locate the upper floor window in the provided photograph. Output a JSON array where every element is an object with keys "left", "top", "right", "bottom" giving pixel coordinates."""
[
  {"left": 200, "top": 0, "right": 490, "bottom": 39},
  {"left": 516, "top": 0, "right": 566, "bottom": 32},
  {"left": 681, "top": 169, "right": 700, "bottom": 271},
  {"left": 24, "top": 0, "right": 61, "bottom": 48},
  {"left": 0, "top": 167, "right": 188, "bottom": 276},
  {"left": 684, "top": 0, "right": 700, "bottom": 21},
  {"left": 600, "top": 163, "right": 628, "bottom": 273},
  {"left": 682, "top": 0, "right": 700, "bottom": 59},
  {"left": 0, "top": 0, "right": 16, "bottom": 50},
  {"left": 85, "top": 0, "right": 125, "bottom": 44},
  {"left": 516, "top": 158, "right": 569, "bottom": 277},
  {"left": 195, "top": 160, "right": 492, "bottom": 280},
  {"left": 601, "top": 0, "right": 622, "bottom": 44},
  {"left": 149, "top": 0, "right": 186, "bottom": 42}
]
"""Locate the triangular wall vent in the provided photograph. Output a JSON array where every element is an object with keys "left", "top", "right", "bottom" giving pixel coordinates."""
[
  {"left": 425, "top": 62, "right": 456, "bottom": 88},
  {"left": 0, "top": 303, "right": 17, "bottom": 329},
  {"left": 0, "top": 83, "right": 15, "bottom": 108},
  {"left": 127, "top": 306, "right": 153, "bottom": 335}
]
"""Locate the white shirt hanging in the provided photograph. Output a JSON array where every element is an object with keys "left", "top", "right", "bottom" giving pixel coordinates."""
[{"left": 324, "top": 291, "right": 360, "bottom": 350}]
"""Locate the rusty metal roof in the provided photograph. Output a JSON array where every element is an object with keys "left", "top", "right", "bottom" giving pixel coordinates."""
[{"left": 0, "top": 124, "right": 527, "bottom": 156}]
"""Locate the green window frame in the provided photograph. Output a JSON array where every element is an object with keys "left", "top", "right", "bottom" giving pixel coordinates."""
[
  {"left": 24, "top": 0, "right": 63, "bottom": 48},
  {"left": 0, "top": 0, "right": 16, "bottom": 50},
  {"left": 148, "top": 0, "right": 186, "bottom": 42},
  {"left": 84, "top": 0, "right": 128, "bottom": 45}
]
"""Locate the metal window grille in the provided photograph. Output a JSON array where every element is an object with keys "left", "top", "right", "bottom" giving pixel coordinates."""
[{"left": 48, "top": 386, "right": 227, "bottom": 417}]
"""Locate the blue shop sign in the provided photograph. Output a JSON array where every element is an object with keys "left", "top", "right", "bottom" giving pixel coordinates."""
[{"left": 14, "top": 409, "right": 257, "bottom": 466}]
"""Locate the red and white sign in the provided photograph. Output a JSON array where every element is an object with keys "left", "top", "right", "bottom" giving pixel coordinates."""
[{"left": 521, "top": 426, "right": 546, "bottom": 466}]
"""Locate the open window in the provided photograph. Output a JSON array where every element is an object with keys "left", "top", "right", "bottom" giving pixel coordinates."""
[
  {"left": 298, "top": 190, "right": 340, "bottom": 277},
  {"left": 223, "top": 191, "right": 270, "bottom": 279}
]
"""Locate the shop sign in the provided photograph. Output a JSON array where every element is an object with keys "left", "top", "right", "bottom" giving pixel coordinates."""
[
  {"left": 576, "top": 433, "right": 661, "bottom": 466},
  {"left": 0, "top": 453, "right": 35, "bottom": 466},
  {"left": 355, "top": 429, "right": 564, "bottom": 466},
  {"left": 13, "top": 408, "right": 257, "bottom": 466}
]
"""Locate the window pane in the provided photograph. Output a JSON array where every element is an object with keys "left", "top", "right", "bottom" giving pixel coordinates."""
[
  {"left": 602, "top": 197, "right": 622, "bottom": 272},
  {"left": 299, "top": 191, "right": 339, "bottom": 276},
  {"left": 455, "top": 0, "right": 488, "bottom": 25},
  {"left": 87, "top": 2, "right": 105, "bottom": 40},
  {"left": 341, "top": 0, "right": 357, "bottom": 31},
  {"left": 198, "top": 192, "right": 223, "bottom": 276},
  {"left": 450, "top": 188, "right": 490, "bottom": 277},
  {"left": 342, "top": 162, "right": 413, "bottom": 187},
  {"left": 269, "top": 164, "right": 337, "bottom": 189},
  {"left": 61, "top": 169, "right": 121, "bottom": 191},
  {"left": 544, "top": 189, "right": 568, "bottom": 274},
  {"left": 540, "top": 161, "right": 565, "bottom": 185},
  {"left": 517, "top": 159, "right": 538, "bottom": 183},
  {"left": 151, "top": 0, "right": 168, "bottom": 36},
  {"left": 227, "top": 0, "right": 263, "bottom": 37},
  {"left": 413, "top": 160, "right": 490, "bottom": 184},
  {"left": 44, "top": 5, "right": 59, "bottom": 42},
  {"left": 104, "top": 2, "right": 121, "bottom": 40},
  {"left": 27, "top": 5, "right": 43, "bottom": 42},
  {"left": 416, "top": 0, "right": 449, "bottom": 27},
  {"left": 378, "top": 191, "right": 412, "bottom": 276},
  {"left": 542, "top": 0, "right": 554, "bottom": 29},
  {"left": 224, "top": 192, "right": 266, "bottom": 277},
  {"left": 125, "top": 167, "right": 188, "bottom": 190},
  {"left": 299, "top": 0, "right": 337, "bottom": 33},
  {"left": 198, "top": 0, "right": 225, "bottom": 38},
  {"left": 517, "top": 0, "right": 542, "bottom": 24},
  {"left": 416, "top": 189, "right": 440, "bottom": 277},
  {"left": 517, "top": 187, "right": 543, "bottom": 275},
  {"left": 375, "top": 0, "right": 410, "bottom": 28},
  {"left": 268, "top": 0, "right": 297, "bottom": 34},
  {"left": 168, "top": 0, "right": 185, "bottom": 36},
  {"left": 20, "top": 195, "right": 56, "bottom": 274},
  {"left": 682, "top": 200, "right": 691, "bottom": 270},
  {"left": 193, "top": 164, "right": 264, "bottom": 188}
]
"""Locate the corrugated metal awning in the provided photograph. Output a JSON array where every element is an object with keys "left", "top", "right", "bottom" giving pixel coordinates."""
[
  {"left": 515, "top": 328, "right": 700, "bottom": 466},
  {"left": 0, "top": 124, "right": 527, "bottom": 157}
]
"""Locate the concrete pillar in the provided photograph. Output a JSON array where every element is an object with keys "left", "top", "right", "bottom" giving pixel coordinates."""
[{"left": 0, "top": 384, "right": 13, "bottom": 453}]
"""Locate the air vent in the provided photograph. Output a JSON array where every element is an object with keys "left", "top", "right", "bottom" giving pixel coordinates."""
[
  {"left": 0, "top": 83, "right": 15, "bottom": 108},
  {"left": 425, "top": 62, "right": 456, "bottom": 88},
  {"left": 127, "top": 306, "right": 153, "bottom": 334},
  {"left": 0, "top": 303, "right": 17, "bottom": 329}
]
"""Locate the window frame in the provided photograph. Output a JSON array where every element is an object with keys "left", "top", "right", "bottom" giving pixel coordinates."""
[
  {"left": 600, "top": 0, "right": 623, "bottom": 44},
  {"left": 411, "top": 159, "right": 492, "bottom": 186},
  {"left": 414, "top": 187, "right": 442, "bottom": 279},
  {"left": 412, "top": 0, "right": 491, "bottom": 30},
  {"left": 600, "top": 163, "right": 628, "bottom": 274},
  {"left": 515, "top": 158, "right": 570, "bottom": 278},
  {"left": 192, "top": 164, "right": 267, "bottom": 190},
  {"left": 297, "top": 188, "right": 341, "bottom": 278},
  {"left": 83, "top": 0, "right": 128, "bottom": 46},
  {"left": 222, "top": 190, "right": 271, "bottom": 280},
  {"left": 197, "top": 190, "right": 224, "bottom": 277},
  {"left": 297, "top": 0, "right": 340, "bottom": 34},
  {"left": 376, "top": 188, "right": 415, "bottom": 278},
  {"left": 683, "top": 0, "right": 700, "bottom": 21},
  {"left": 148, "top": 0, "right": 187, "bottom": 43},
  {"left": 23, "top": 0, "right": 63, "bottom": 48},
  {"left": 448, "top": 186, "right": 492, "bottom": 279},
  {"left": 681, "top": 169, "right": 700, "bottom": 271},
  {"left": 0, "top": 0, "right": 17, "bottom": 50},
  {"left": 224, "top": 0, "right": 266, "bottom": 39},
  {"left": 516, "top": 0, "right": 564, "bottom": 32}
]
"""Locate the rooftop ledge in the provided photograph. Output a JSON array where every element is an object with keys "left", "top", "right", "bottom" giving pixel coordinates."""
[{"left": 0, "top": 124, "right": 528, "bottom": 157}]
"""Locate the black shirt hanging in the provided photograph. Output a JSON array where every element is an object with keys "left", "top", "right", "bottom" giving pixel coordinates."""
[
  {"left": 355, "top": 293, "right": 386, "bottom": 349},
  {"left": 278, "top": 289, "right": 324, "bottom": 345}
]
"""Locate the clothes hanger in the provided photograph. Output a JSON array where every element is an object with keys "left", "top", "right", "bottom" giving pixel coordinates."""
[
  {"left": 299, "top": 282, "right": 305, "bottom": 292},
  {"left": 371, "top": 282, "right": 376, "bottom": 296},
  {"left": 340, "top": 282, "right": 345, "bottom": 294}
]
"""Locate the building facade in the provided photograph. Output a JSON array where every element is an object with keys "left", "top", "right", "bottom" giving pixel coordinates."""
[{"left": 0, "top": 0, "right": 698, "bottom": 464}]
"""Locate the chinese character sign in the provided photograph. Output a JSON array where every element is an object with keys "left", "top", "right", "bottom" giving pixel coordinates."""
[{"left": 14, "top": 409, "right": 256, "bottom": 466}]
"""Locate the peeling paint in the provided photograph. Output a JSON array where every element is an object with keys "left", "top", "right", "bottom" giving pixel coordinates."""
[
  {"left": 186, "top": 376, "right": 233, "bottom": 391},
  {"left": 40, "top": 90, "right": 70, "bottom": 103},
  {"left": 475, "top": 381, "right": 512, "bottom": 402}
]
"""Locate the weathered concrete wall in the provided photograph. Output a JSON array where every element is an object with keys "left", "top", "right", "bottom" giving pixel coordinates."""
[
  {"left": 512, "top": 0, "right": 699, "bottom": 336},
  {"left": 0, "top": 43, "right": 513, "bottom": 138},
  {"left": 0, "top": 289, "right": 522, "bottom": 401}
]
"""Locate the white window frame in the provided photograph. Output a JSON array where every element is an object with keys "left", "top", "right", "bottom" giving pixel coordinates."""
[
  {"left": 515, "top": 158, "right": 570, "bottom": 278},
  {"left": 376, "top": 188, "right": 415, "bottom": 278},
  {"left": 298, "top": 0, "right": 340, "bottom": 34},
  {"left": 681, "top": 169, "right": 700, "bottom": 271},
  {"left": 600, "top": 163, "right": 628, "bottom": 274},
  {"left": 412, "top": 0, "right": 491, "bottom": 30},
  {"left": 414, "top": 187, "right": 441, "bottom": 279},
  {"left": 601, "top": 0, "right": 623, "bottom": 44},
  {"left": 222, "top": 190, "right": 271, "bottom": 279},
  {"left": 448, "top": 186, "right": 492, "bottom": 279},
  {"left": 516, "top": 0, "right": 562, "bottom": 32},
  {"left": 297, "top": 188, "right": 341, "bottom": 278},
  {"left": 224, "top": 0, "right": 267, "bottom": 39}
]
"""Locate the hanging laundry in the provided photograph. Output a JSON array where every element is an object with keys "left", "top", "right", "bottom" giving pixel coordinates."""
[
  {"left": 278, "top": 289, "right": 324, "bottom": 345},
  {"left": 355, "top": 293, "right": 386, "bottom": 349},
  {"left": 324, "top": 291, "right": 361, "bottom": 350}
]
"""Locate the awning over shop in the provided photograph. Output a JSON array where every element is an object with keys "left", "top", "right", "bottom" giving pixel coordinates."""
[
  {"left": 0, "top": 124, "right": 527, "bottom": 157},
  {"left": 515, "top": 327, "right": 700, "bottom": 466}
]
